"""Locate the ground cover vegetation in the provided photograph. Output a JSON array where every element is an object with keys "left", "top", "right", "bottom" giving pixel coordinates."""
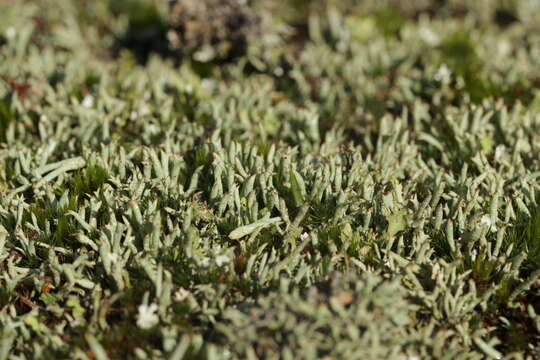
[{"left": 1, "top": 0, "right": 540, "bottom": 358}]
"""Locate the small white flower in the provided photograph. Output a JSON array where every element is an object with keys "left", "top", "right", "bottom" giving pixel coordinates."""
[
  {"left": 81, "top": 95, "right": 94, "bottom": 108},
  {"left": 136, "top": 303, "right": 159, "bottom": 329},
  {"left": 215, "top": 254, "right": 230, "bottom": 267},
  {"left": 419, "top": 27, "right": 440, "bottom": 46},
  {"left": 193, "top": 45, "right": 216, "bottom": 62},
  {"left": 273, "top": 67, "right": 284, "bottom": 77},
  {"left": 198, "top": 257, "right": 210, "bottom": 268},
  {"left": 471, "top": 249, "right": 478, "bottom": 261},
  {"left": 480, "top": 214, "right": 491, "bottom": 226},
  {"left": 480, "top": 214, "right": 497, "bottom": 232},
  {"left": 300, "top": 232, "right": 309, "bottom": 241},
  {"left": 139, "top": 104, "right": 151, "bottom": 116},
  {"left": 434, "top": 64, "right": 452, "bottom": 84},
  {"left": 130, "top": 111, "right": 138, "bottom": 120},
  {"left": 5, "top": 27, "right": 16, "bottom": 39},
  {"left": 107, "top": 252, "right": 119, "bottom": 264},
  {"left": 174, "top": 287, "right": 190, "bottom": 302}
]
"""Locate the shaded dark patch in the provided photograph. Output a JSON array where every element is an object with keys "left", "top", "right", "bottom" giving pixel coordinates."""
[
  {"left": 494, "top": 8, "right": 519, "bottom": 27},
  {"left": 0, "top": 99, "right": 13, "bottom": 143},
  {"left": 110, "top": 0, "right": 172, "bottom": 64}
]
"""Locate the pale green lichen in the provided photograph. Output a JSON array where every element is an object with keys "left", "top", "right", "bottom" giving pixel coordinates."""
[{"left": 1, "top": 0, "right": 540, "bottom": 359}]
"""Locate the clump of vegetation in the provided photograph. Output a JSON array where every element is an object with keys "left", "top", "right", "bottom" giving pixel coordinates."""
[
  {"left": 167, "top": 0, "right": 260, "bottom": 63},
  {"left": 2, "top": 0, "right": 540, "bottom": 359}
]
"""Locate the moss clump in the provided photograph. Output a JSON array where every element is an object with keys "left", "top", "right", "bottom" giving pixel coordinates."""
[{"left": 167, "top": 0, "right": 260, "bottom": 63}]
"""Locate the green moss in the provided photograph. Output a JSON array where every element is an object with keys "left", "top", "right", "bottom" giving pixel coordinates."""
[
  {"left": 67, "top": 163, "right": 109, "bottom": 200},
  {"left": 505, "top": 208, "right": 540, "bottom": 274},
  {"left": 30, "top": 195, "right": 79, "bottom": 248},
  {"left": 0, "top": 99, "right": 13, "bottom": 143},
  {"left": 374, "top": 8, "right": 407, "bottom": 38}
]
